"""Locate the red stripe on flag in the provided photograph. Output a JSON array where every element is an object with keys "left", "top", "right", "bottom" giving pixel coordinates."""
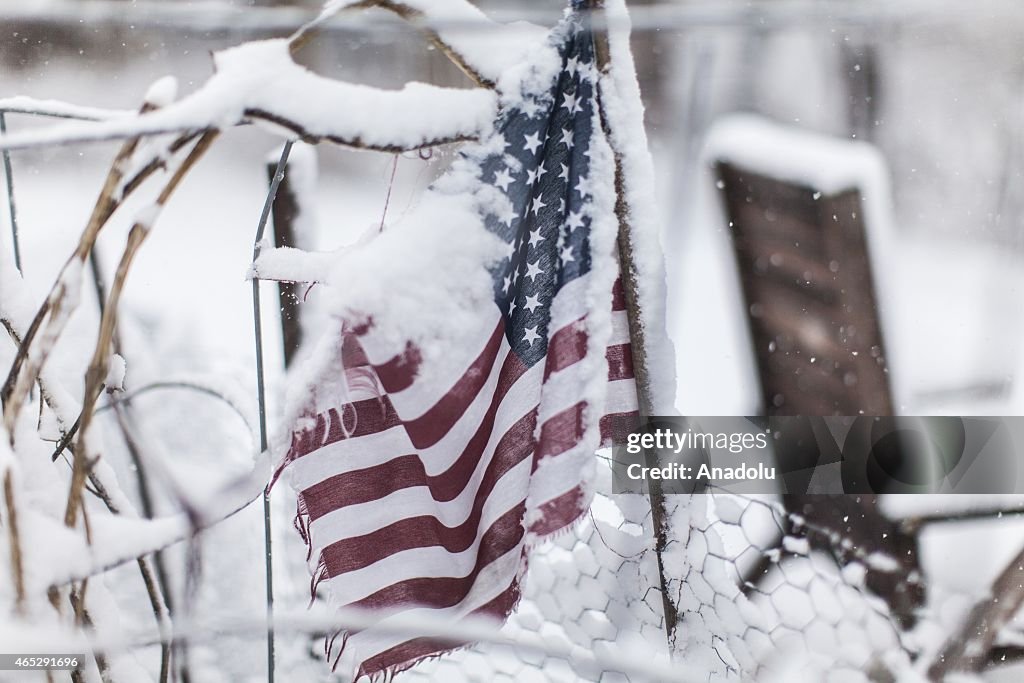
[
  {"left": 350, "top": 504, "right": 525, "bottom": 612},
  {"left": 319, "top": 419, "right": 536, "bottom": 575},
  {"left": 535, "top": 402, "right": 585, "bottom": 462},
  {"left": 605, "top": 343, "right": 635, "bottom": 381},
  {"left": 599, "top": 410, "right": 641, "bottom": 446},
  {"left": 354, "top": 582, "right": 521, "bottom": 680},
  {"left": 341, "top": 333, "right": 369, "bottom": 368},
  {"left": 403, "top": 323, "right": 506, "bottom": 449},
  {"left": 289, "top": 399, "right": 402, "bottom": 460},
  {"left": 611, "top": 277, "right": 627, "bottom": 312},
  {"left": 374, "top": 342, "right": 422, "bottom": 394},
  {"left": 527, "top": 484, "right": 587, "bottom": 537},
  {"left": 543, "top": 318, "right": 587, "bottom": 380}
]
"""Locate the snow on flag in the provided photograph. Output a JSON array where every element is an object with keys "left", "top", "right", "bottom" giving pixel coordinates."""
[{"left": 272, "top": 7, "right": 640, "bottom": 679}]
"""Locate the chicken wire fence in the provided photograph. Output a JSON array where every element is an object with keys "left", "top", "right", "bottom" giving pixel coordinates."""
[{"left": 397, "top": 479, "right": 914, "bottom": 683}]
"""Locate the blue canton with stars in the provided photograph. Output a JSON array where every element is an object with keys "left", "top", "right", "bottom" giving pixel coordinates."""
[{"left": 478, "top": 15, "right": 599, "bottom": 368}]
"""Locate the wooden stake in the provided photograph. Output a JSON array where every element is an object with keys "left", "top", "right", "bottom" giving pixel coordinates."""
[
  {"left": 264, "top": 157, "right": 304, "bottom": 369},
  {"left": 587, "top": 0, "right": 680, "bottom": 646}
]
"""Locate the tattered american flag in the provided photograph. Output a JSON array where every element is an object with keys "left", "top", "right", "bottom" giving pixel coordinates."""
[{"left": 274, "top": 9, "right": 640, "bottom": 680}]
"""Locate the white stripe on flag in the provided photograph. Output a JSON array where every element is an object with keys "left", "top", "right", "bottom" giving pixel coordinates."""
[{"left": 605, "top": 377, "right": 640, "bottom": 413}]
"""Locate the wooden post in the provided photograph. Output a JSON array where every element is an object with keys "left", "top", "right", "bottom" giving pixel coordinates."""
[
  {"left": 265, "top": 158, "right": 303, "bottom": 369},
  {"left": 588, "top": 0, "right": 680, "bottom": 645}
]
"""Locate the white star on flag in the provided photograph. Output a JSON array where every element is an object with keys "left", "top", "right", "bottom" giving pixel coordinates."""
[
  {"left": 560, "top": 128, "right": 574, "bottom": 149},
  {"left": 531, "top": 196, "right": 546, "bottom": 216},
  {"left": 523, "top": 131, "right": 542, "bottom": 154},
  {"left": 575, "top": 174, "right": 592, "bottom": 199},
  {"left": 493, "top": 168, "right": 514, "bottom": 191},
  {"left": 566, "top": 210, "right": 585, "bottom": 230}
]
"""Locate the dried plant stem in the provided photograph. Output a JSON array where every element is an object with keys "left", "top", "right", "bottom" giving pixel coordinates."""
[
  {"left": 69, "top": 584, "right": 112, "bottom": 683},
  {"left": 3, "top": 469, "right": 25, "bottom": 613},
  {"left": 1, "top": 110, "right": 203, "bottom": 443},
  {"left": 65, "top": 130, "right": 218, "bottom": 530},
  {"left": 2, "top": 123, "right": 146, "bottom": 438},
  {"left": 93, "top": 252, "right": 173, "bottom": 683},
  {"left": 136, "top": 554, "right": 172, "bottom": 683}
]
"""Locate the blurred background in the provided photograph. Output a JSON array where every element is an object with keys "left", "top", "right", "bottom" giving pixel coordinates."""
[
  {"left": 3, "top": 0, "right": 1024, "bottom": 406},
  {"left": 4, "top": 0, "right": 1023, "bottom": 423}
]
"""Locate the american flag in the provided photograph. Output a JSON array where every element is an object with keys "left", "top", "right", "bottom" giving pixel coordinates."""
[{"left": 274, "top": 9, "right": 640, "bottom": 679}]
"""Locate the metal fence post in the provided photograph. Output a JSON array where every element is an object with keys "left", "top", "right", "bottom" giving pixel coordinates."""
[
  {"left": 252, "top": 140, "right": 294, "bottom": 683},
  {"left": 0, "top": 112, "right": 21, "bottom": 273}
]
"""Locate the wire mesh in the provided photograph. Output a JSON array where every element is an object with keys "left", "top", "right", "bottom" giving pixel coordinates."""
[
  {"left": 665, "top": 492, "right": 910, "bottom": 683},
  {"left": 395, "top": 471, "right": 915, "bottom": 683},
  {"left": 403, "top": 461, "right": 667, "bottom": 683}
]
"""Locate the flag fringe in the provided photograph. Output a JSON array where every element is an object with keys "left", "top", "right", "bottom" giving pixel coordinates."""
[
  {"left": 297, "top": 541, "right": 544, "bottom": 680},
  {"left": 323, "top": 577, "right": 526, "bottom": 681}
]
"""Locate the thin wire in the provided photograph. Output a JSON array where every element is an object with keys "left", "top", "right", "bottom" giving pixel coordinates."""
[
  {"left": 379, "top": 154, "right": 399, "bottom": 233},
  {"left": 253, "top": 139, "right": 294, "bottom": 683},
  {"left": 0, "top": 112, "right": 21, "bottom": 273}
]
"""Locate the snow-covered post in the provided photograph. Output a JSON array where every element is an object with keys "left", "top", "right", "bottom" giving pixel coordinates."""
[{"left": 587, "top": 0, "right": 680, "bottom": 644}]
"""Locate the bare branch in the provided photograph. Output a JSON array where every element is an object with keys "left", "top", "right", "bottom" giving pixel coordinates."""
[
  {"left": 244, "top": 107, "right": 476, "bottom": 152},
  {"left": 928, "top": 544, "right": 1024, "bottom": 679},
  {"left": 0, "top": 40, "right": 496, "bottom": 155}
]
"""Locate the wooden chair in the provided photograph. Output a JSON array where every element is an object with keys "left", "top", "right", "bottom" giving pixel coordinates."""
[{"left": 706, "top": 115, "right": 923, "bottom": 627}]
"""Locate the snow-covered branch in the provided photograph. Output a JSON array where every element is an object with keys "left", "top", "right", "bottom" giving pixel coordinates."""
[
  {"left": 0, "top": 39, "right": 497, "bottom": 152},
  {"left": 0, "top": 96, "right": 131, "bottom": 121},
  {"left": 56, "top": 450, "right": 270, "bottom": 585}
]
